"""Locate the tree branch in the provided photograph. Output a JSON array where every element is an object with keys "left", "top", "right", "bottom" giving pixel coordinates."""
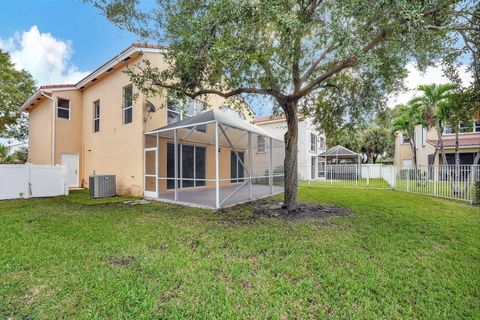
[
  {"left": 292, "top": 29, "right": 387, "bottom": 99},
  {"left": 301, "top": 44, "right": 336, "bottom": 82},
  {"left": 292, "top": 34, "right": 302, "bottom": 93},
  {"left": 152, "top": 82, "right": 275, "bottom": 99}
]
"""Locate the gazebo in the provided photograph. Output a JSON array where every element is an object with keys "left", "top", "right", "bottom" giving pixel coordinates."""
[
  {"left": 144, "top": 109, "right": 285, "bottom": 209},
  {"left": 319, "top": 145, "right": 361, "bottom": 164},
  {"left": 319, "top": 145, "right": 361, "bottom": 180}
]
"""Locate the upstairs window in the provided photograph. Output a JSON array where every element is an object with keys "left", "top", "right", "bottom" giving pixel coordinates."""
[
  {"left": 402, "top": 134, "right": 411, "bottom": 144},
  {"left": 93, "top": 100, "right": 100, "bottom": 132},
  {"left": 475, "top": 121, "right": 480, "bottom": 133},
  {"left": 257, "top": 136, "right": 265, "bottom": 153},
  {"left": 123, "top": 85, "right": 133, "bottom": 124},
  {"left": 443, "top": 123, "right": 454, "bottom": 134},
  {"left": 220, "top": 106, "right": 246, "bottom": 120},
  {"left": 319, "top": 136, "right": 325, "bottom": 150},
  {"left": 167, "top": 94, "right": 206, "bottom": 132},
  {"left": 57, "top": 98, "right": 70, "bottom": 119},
  {"left": 310, "top": 133, "right": 317, "bottom": 152},
  {"left": 459, "top": 122, "right": 468, "bottom": 133}
]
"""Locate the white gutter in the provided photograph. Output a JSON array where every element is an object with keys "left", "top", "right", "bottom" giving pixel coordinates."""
[{"left": 40, "top": 90, "right": 56, "bottom": 165}]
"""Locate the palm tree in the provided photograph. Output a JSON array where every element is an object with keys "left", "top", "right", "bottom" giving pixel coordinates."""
[
  {"left": 391, "top": 103, "right": 424, "bottom": 166},
  {"left": 412, "top": 83, "right": 456, "bottom": 166}
]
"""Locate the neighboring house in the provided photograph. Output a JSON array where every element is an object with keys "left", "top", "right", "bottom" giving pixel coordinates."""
[
  {"left": 394, "top": 121, "right": 480, "bottom": 167},
  {"left": 20, "top": 43, "right": 254, "bottom": 196},
  {"left": 254, "top": 114, "right": 326, "bottom": 180}
]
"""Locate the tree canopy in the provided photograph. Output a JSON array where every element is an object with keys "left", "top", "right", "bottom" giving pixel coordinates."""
[
  {"left": 91, "top": 0, "right": 479, "bottom": 210},
  {"left": 0, "top": 50, "right": 36, "bottom": 141}
]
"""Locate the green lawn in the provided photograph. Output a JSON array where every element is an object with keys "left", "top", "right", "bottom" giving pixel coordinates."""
[
  {"left": 1, "top": 189, "right": 479, "bottom": 319},
  {"left": 300, "top": 178, "right": 390, "bottom": 189}
]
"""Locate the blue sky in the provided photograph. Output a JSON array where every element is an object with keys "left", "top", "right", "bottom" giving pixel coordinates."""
[
  {"left": 0, "top": 0, "right": 138, "bottom": 73},
  {"left": 0, "top": 0, "right": 275, "bottom": 115}
]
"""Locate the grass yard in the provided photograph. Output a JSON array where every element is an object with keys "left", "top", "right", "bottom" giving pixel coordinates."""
[
  {"left": 0, "top": 188, "right": 479, "bottom": 319},
  {"left": 300, "top": 178, "right": 390, "bottom": 189}
]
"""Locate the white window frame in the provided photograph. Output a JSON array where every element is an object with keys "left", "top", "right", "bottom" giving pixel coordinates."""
[
  {"left": 459, "top": 122, "right": 469, "bottom": 133},
  {"left": 475, "top": 121, "right": 480, "bottom": 133},
  {"left": 123, "top": 85, "right": 133, "bottom": 125},
  {"left": 319, "top": 136, "right": 325, "bottom": 150},
  {"left": 93, "top": 100, "right": 100, "bottom": 133},
  {"left": 167, "top": 96, "right": 206, "bottom": 133},
  {"left": 401, "top": 133, "right": 411, "bottom": 144},
  {"left": 444, "top": 121, "right": 479, "bottom": 135},
  {"left": 57, "top": 97, "right": 71, "bottom": 120},
  {"left": 310, "top": 132, "right": 317, "bottom": 153},
  {"left": 257, "top": 135, "right": 266, "bottom": 153}
]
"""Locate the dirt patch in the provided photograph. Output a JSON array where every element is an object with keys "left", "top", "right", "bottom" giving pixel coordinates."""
[
  {"left": 105, "top": 255, "right": 137, "bottom": 266},
  {"left": 254, "top": 203, "right": 353, "bottom": 221}
]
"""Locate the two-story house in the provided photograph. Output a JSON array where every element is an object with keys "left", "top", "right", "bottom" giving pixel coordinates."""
[
  {"left": 20, "top": 43, "right": 254, "bottom": 196},
  {"left": 394, "top": 121, "right": 480, "bottom": 167},
  {"left": 254, "top": 115, "right": 326, "bottom": 180}
]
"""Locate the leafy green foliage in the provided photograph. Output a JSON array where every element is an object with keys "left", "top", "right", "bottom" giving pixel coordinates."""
[
  {"left": 0, "top": 144, "right": 28, "bottom": 164},
  {"left": 326, "top": 109, "right": 395, "bottom": 163},
  {"left": 0, "top": 50, "right": 36, "bottom": 141},
  {"left": 93, "top": 0, "right": 475, "bottom": 103}
]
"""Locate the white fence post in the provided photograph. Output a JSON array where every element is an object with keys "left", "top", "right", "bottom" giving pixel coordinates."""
[
  {"left": 367, "top": 164, "right": 370, "bottom": 186},
  {"left": 471, "top": 165, "right": 476, "bottom": 204}
]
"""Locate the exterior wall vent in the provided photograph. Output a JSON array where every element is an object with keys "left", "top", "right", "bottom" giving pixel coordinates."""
[{"left": 89, "top": 175, "right": 116, "bottom": 198}]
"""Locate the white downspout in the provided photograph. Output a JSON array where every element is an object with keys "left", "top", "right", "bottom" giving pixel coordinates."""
[{"left": 40, "top": 91, "right": 55, "bottom": 165}]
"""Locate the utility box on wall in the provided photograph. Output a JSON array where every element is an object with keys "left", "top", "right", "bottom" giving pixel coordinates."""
[{"left": 89, "top": 175, "right": 116, "bottom": 198}]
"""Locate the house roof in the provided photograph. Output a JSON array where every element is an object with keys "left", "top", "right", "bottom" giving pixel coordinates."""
[
  {"left": 40, "top": 84, "right": 76, "bottom": 89},
  {"left": 20, "top": 43, "right": 165, "bottom": 111},
  {"left": 20, "top": 42, "right": 254, "bottom": 116},
  {"left": 320, "top": 145, "right": 358, "bottom": 157},
  {"left": 427, "top": 137, "right": 480, "bottom": 148},
  {"left": 146, "top": 109, "right": 281, "bottom": 140}
]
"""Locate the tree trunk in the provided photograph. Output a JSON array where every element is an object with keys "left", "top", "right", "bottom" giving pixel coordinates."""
[
  {"left": 454, "top": 130, "right": 460, "bottom": 166},
  {"left": 409, "top": 138, "right": 417, "bottom": 167},
  {"left": 435, "top": 119, "right": 448, "bottom": 165},
  {"left": 281, "top": 99, "right": 299, "bottom": 211},
  {"left": 474, "top": 151, "right": 480, "bottom": 165},
  {"left": 430, "top": 147, "right": 438, "bottom": 165}
]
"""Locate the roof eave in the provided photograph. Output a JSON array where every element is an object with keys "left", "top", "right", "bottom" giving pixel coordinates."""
[
  {"left": 19, "top": 90, "right": 43, "bottom": 112},
  {"left": 76, "top": 45, "right": 164, "bottom": 89}
]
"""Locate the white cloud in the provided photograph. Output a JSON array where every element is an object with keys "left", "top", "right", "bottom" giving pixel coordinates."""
[
  {"left": 387, "top": 62, "right": 473, "bottom": 108},
  {"left": 0, "top": 25, "right": 90, "bottom": 85}
]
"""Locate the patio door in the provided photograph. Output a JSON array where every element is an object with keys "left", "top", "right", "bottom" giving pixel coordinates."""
[
  {"left": 144, "top": 148, "right": 157, "bottom": 198},
  {"left": 317, "top": 158, "right": 326, "bottom": 179}
]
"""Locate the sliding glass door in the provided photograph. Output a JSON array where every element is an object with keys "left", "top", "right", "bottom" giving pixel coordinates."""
[
  {"left": 231, "top": 151, "right": 245, "bottom": 183},
  {"left": 167, "top": 143, "right": 206, "bottom": 189}
]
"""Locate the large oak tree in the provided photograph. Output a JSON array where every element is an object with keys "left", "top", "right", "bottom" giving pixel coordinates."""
[
  {"left": 0, "top": 50, "right": 36, "bottom": 141},
  {"left": 92, "top": 0, "right": 478, "bottom": 211}
]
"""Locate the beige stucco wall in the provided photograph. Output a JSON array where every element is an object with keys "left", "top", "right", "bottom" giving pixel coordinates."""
[
  {"left": 27, "top": 99, "right": 53, "bottom": 165},
  {"left": 394, "top": 127, "right": 480, "bottom": 166},
  {"left": 52, "top": 90, "right": 84, "bottom": 183},
  {"left": 81, "top": 55, "right": 146, "bottom": 195},
  {"left": 26, "top": 50, "right": 254, "bottom": 196}
]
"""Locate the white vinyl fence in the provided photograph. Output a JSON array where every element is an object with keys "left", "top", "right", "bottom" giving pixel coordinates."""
[
  {"left": 0, "top": 164, "right": 68, "bottom": 200},
  {"left": 301, "top": 164, "right": 479, "bottom": 203}
]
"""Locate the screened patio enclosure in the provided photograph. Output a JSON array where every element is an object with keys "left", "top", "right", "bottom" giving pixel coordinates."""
[{"left": 144, "top": 109, "right": 285, "bottom": 209}]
